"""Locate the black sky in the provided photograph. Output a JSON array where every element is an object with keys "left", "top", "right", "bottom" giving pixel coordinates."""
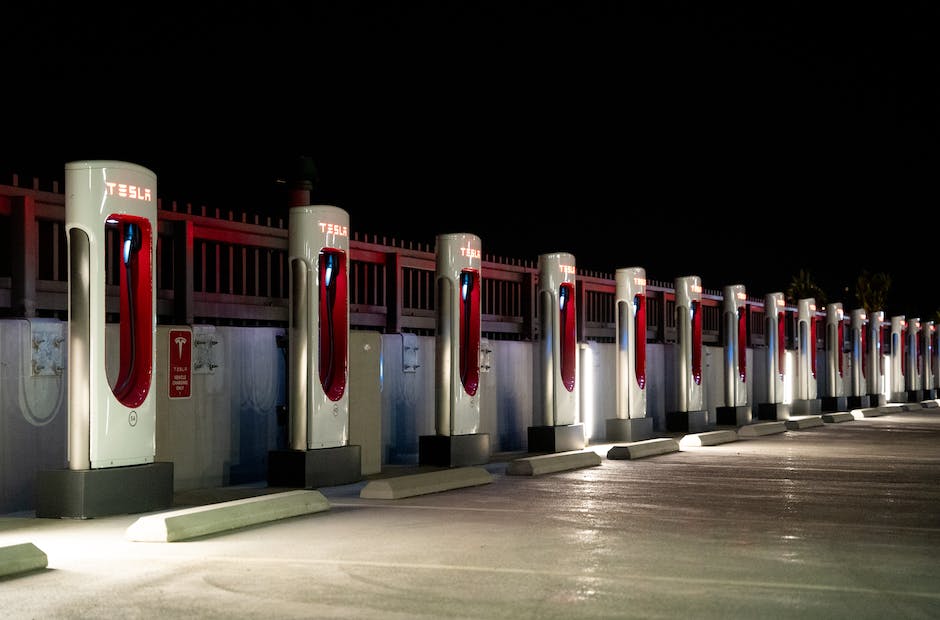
[{"left": 2, "top": 2, "right": 938, "bottom": 317}]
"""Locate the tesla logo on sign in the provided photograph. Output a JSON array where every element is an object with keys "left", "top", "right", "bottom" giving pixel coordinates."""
[
  {"left": 169, "top": 329, "right": 192, "bottom": 399},
  {"left": 459, "top": 242, "right": 481, "bottom": 259},
  {"left": 318, "top": 222, "right": 348, "bottom": 236},
  {"left": 104, "top": 181, "right": 152, "bottom": 201}
]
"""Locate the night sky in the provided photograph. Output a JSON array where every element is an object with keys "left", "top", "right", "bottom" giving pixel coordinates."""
[{"left": 3, "top": 2, "right": 938, "bottom": 317}]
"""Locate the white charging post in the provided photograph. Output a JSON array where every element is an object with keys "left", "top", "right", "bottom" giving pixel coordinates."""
[{"left": 37, "top": 160, "right": 172, "bottom": 518}]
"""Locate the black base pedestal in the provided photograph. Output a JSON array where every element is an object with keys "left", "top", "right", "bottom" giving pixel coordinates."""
[
  {"left": 267, "top": 445, "right": 361, "bottom": 488},
  {"left": 716, "top": 405, "right": 752, "bottom": 426},
  {"left": 923, "top": 389, "right": 937, "bottom": 400},
  {"left": 419, "top": 433, "right": 490, "bottom": 467},
  {"left": 847, "top": 395, "right": 870, "bottom": 409},
  {"left": 907, "top": 390, "right": 924, "bottom": 403},
  {"left": 892, "top": 392, "right": 908, "bottom": 404},
  {"left": 821, "top": 396, "right": 848, "bottom": 413},
  {"left": 867, "top": 393, "right": 886, "bottom": 407},
  {"left": 756, "top": 402, "right": 791, "bottom": 421},
  {"left": 36, "top": 462, "right": 174, "bottom": 519},
  {"left": 792, "top": 399, "right": 822, "bottom": 415},
  {"left": 605, "top": 417, "right": 654, "bottom": 442},
  {"left": 665, "top": 410, "right": 708, "bottom": 433},
  {"left": 527, "top": 424, "right": 585, "bottom": 453}
]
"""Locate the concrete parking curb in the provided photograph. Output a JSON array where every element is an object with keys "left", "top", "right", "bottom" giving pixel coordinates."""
[
  {"left": 125, "top": 490, "right": 330, "bottom": 542},
  {"left": 822, "top": 412, "right": 855, "bottom": 423},
  {"left": 0, "top": 543, "right": 47, "bottom": 578},
  {"left": 679, "top": 430, "right": 738, "bottom": 447},
  {"left": 506, "top": 451, "right": 601, "bottom": 476},
  {"left": 785, "top": 416, "right": 825, "bottom": 430},
  {"left": 360, "top": 467, "right": 493, "bottom": 499},
  {"left": 738, "top": 421, "right": 787, "bottom": 437},
  {"left": 607, "top": 438, "right": 680, "bottom": 460}
]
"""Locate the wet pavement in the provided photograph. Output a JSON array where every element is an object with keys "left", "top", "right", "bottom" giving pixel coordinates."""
[{"left": 2, "top": 409, "right": 939, "bottom": 619}]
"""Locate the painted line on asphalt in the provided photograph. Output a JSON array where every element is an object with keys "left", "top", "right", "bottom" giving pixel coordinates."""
[{"left": 216, "top": 556, "right": 940, "bottom": 601}]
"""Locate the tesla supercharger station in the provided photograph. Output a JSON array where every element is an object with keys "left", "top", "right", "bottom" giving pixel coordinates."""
[
  {"left": 867, "top": 310, "right": 887, "bottom": 407},
  {"left": 890, "top": 316, "right": 906, "bottom": 403},
  {"left": 36, "top": 161, "right": 172, "bottom": 519},
  {"left": 528, "top": 253, "right": 584, "bottom": 452},
  {"left": 666, "top": 276, "right": 709, "bottom": 432},
  {"left": 821, "top": 303, "right": 847, "bottom": 412},
  {"left": 419, "top": 233, "right": 490, "bottom": 466},
  {"left": 933, "top": 322, "right": 940, "bottom": 400},
  {"left": 847, "top": 309, "right": 870, "bottom": 409},
  {"left": 929, "top": 323, "right": 940, "bottom": 398},
  {"left": 793, "top": 298, "right": 821, "bottom": 414},
  {"left": 607, "top": 267, "right": 653, "bottom": 441},
  {"left": 906, "top": 317, "right": 923, "bottom": 402},
  {"left": 922, "top": 321, "right": 935, "bottom": 400},
  {"left": 930, "top": 322, "right": 939, "bottom": 400},
  {"left": 757, "top": 292, "right": 790, "bottom": 420},
  {"left": 268, "top": 205, "right": 361, "bottom": 488},
  {"left": 716, "top": 284, "right": 751, "bottom": 425}
]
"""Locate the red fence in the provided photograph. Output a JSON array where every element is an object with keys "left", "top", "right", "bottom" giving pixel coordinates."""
[{"left": 0, "top": 177, "right": 805, "bottom": 347}]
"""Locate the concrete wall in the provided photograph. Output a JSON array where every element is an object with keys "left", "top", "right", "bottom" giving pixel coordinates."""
[
  {"left": 2, "top": 317, "right": 890, "bottom": 514},
  {"left": 152, "top": 325, "right": 284, "bottom": 491},
  {"left": 0, "top": 320, "right": 68, "bottom": 514}
]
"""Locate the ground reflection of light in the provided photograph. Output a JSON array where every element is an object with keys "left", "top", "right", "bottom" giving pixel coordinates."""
[
  {"left": 778, "top": 532, "right": 805, "bottom": 565},
  {"left": 573, "top": 528, "right": 600, "bottom": 544}
]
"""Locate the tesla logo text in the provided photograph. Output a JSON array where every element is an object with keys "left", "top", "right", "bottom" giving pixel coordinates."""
[
  {"left": 691, "top": 284, "right": 702, "bottom": 294},
  {"left": 559, "top": 264, "right": 575, "bottom": 274},
  {"left": 634, "top": 277, "right": 646, "bottom": 286},
  {"left": 460, "top": 244, "right": 481, "bottom": 259},
  {"left": 776, "top": 298, "right": 785, "bottom": 307},
  {"left": 735, "top": 292, "right": 746, "bottom": 300},
  {"left": 810, "top": 304, "right": 817, "bottom": 311},
  {"left": 104, "top": 182, "right": 152, "bottom": 201},
  {"left": 318, "top": 222, "right": 348, "bottom": 236}
]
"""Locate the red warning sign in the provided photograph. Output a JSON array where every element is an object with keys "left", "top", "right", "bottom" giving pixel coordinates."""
[{"left": 169, "top": 329, "right": 192, "bottom": 399}]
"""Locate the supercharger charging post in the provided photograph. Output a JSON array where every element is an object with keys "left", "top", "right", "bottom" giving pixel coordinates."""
[
  {"left": 821, "top": 303, "right": 847, "bottom": 412},
  {"left": 528, "top": 252, "right": 584, "bottom": 452},
  {"left": 867, "top": 310, "right": 887, "bottom": 407},
  {"left": 889, "top": 316, "right": 906, "bottom": 403},
  {"left": 906, "top": 317, "right": 924, "bottom": 402},
  {"left": 606, "top": 267, "right": 653, "bottom": 441},
  {"left": 268, "top": 206, "right": 361, "bottom": 488},
  {"left": 793, "top": 298, "right": 821, "bottom": 415},
  {"left": 36, "top": 161, "right": 173, "bottom": 519},
  {"left": 922, "top": 321, "right": 935, "bottom": 400},
  {"left": 666, "top": 275, "right": 709, "bottom": 433},
  {"left": 847, "top": 309, "right": 870, "bottom": 409},
  {"left": 419, "top": 233, "right": 490, "bottom": 467},
  {"left": 715, "top": 284, "right": 751, "bottom": 426},
  {"left": 757, "top": 292, "right": 791, "bottom": 420},
  {"left": 933, "top": 322, "right": 940, "bottom": 400}
]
